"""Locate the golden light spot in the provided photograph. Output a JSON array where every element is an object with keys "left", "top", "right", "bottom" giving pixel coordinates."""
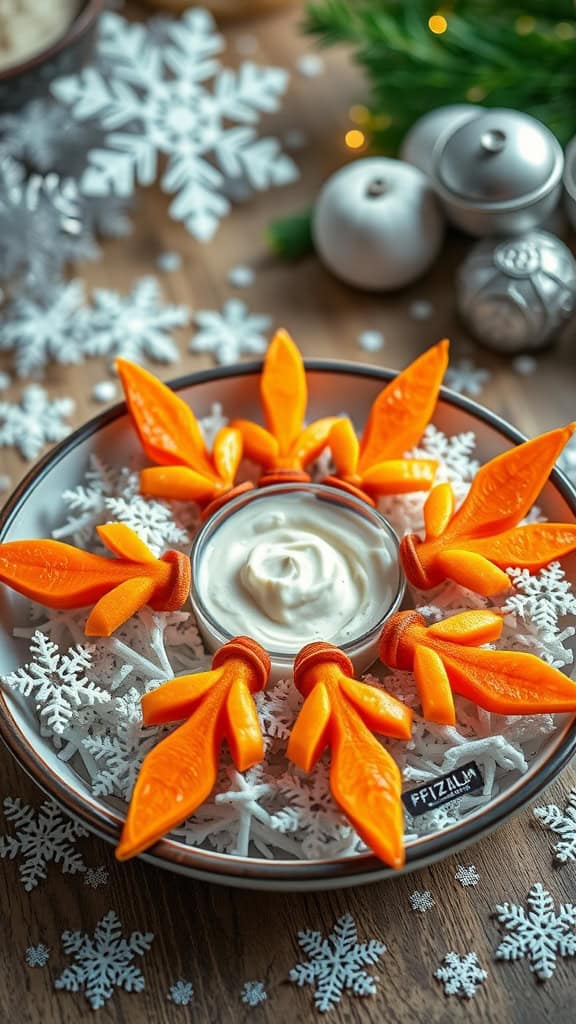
[
  {"left": 515, "top": 14, "right": 535, "bottom": 35},
  {"left": 555, "top": 21, "right": 576, "bottom": 39},
  {"left": 428, "top": 14, "right": 448, "bottom": 34},
  {"left": 466, "top": 85, "right": 487, "bottom": 102},
  {"left": 349, "top": 104, "right": 370, "bottom": 125},
  {"left": 345, "top": 129, "right": 366, "bottom": 150}
]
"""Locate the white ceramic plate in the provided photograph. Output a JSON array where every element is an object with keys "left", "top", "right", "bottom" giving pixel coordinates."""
[{"left": 1, "top": 360, "right": 575, "bottom": 890}]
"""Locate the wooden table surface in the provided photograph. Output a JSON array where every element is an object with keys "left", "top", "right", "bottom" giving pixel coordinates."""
[{"left": 0, "top": 5, "right": 575, "bottom": 1022}]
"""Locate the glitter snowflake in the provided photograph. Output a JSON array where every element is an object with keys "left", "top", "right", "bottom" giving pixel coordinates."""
[
  {"left": 435, "top": 952, "right": 487, "bottom": 998},
  {"left": 534, "top": 788, "right": 576, "bottom": 864},
  {"left": 409, "top": 890, "right": 435, "bottom": 912},
  {"left": 85, "top": 277, "right": 189, "bottom": 366},
  {"left": 241, "top": 980, "right": 268, "bottom": 1006},
  {"left": 445, "top": 359, "right": 491, "bottom": 397},
  {"left": 55, "top": 909, "right": 154, "bottom": 1009},
  {"left": 84, "top": 865, "right": 111, "bottom": 888},
  {"left": 0, "top": 797, "right": 87, "bottom": 891},
  {"left": 168, "top": 980, "right": 194, "bottom": 1006},
  {"left": 190, "top": 299, "right": 272, "bottom": 365},
  {"left": 0, "top": 385, "right": 74, "bottom": 460},
  {"left": 25, "top": 944, "right": 51, "bottom": 968},
  {"left": 0, "top": 279, "right": 89, "bottom": 379},
  {"left": 494, "top": 883, "right": 576, "bottom": 980},
  {"left": 2, "top": 632, "right": 111, "bottom": 736},
  {"left": 52, "top": 10, "right": 298, "bottom": 242},
  {"left": 455, "top": 864, "right": 480, "bottom": 888},
  {"left": 289, "top": 913, "right": 386, "bottom": 1013},
  {"left": 504, "top": 563, "right": 576, "bottom": 635}
]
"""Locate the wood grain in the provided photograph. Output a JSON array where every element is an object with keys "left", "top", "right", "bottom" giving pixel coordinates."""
[{"left": 0, "top": 4, "right": 575, "bottom": 1023}]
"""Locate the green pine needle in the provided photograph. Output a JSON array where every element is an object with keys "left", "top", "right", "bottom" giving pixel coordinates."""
[{"left": 266, "top": 208, "right": 315, "bottom": 260}]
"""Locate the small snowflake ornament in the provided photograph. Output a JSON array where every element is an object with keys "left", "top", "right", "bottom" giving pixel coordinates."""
[
  {"left": 55, "top": 909, "right": 154, "bottom": 1009},
  {"left": 534, "top": 788, "right": 576, "bottom": 864},
  {"left": 0, "top": 385, "right": 74, "bottom": 459},
  {"left": 168, "top": 979, "right": 194, "bottom": 1006},
  {"left": 190, "top": 299, "right": 271, "bottom": 365},
  {"left": 494, "top": 883, "right": 576, "bottom": 980},
  {"left": 455, "top": 864, "right": 480, "bottom": 888},
  {"left": 504, "top": 563, "right": 576, "bottom": 635},
  {"left": 0, "top": 279, "right": 89, "bottom": 379},
  {"left": 84, "top": 865, "right": 110, "bottom": 889},
  {"left": 0, "top": 797, "right": 88, "bottom": 891},
  {"left": 358, "top": 329, "right": 384, "bottom": 353},
  {"left": 25, "top": 944, "right": 51, "bottom": 968},
  {"left": 409, "top": 890, "right": 435, "bottom": 912},
  {"left": 86, "top": 276, "right": 189, "bottom": 366},
  {"left": 241, "top": 980, "right": 267, "bottom": 1006},
  {"left": 435, "top": 952, "right": 487, "bottom": 998},
  {"left": 289, "top": 913, "right": 386, "bottom": 1013},
  {"left": 445, "top": 359, "right": 491, "bottom": 397}
]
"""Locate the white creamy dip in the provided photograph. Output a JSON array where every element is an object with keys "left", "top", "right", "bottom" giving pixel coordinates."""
[
  {"left": 0, "top": 0, "right": 79, "bottom": 72},
  {"left": 196, "top": 490, "right": 399, "bottom": 654}
]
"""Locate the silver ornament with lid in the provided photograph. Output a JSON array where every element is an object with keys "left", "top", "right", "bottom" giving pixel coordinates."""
[
  {"left": 457, "top": 230, "right": 576, "bottom": 353},
  {"left": 400, "top": 104, "right": 483, "bottom": 177},
  {"left": 432, "top": 109, "right": 564, "bottom": 236}
]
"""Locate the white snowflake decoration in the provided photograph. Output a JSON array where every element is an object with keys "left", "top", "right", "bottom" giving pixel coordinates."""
[
  {"left": 435, "top": 952, "right": 487, "bottom": 998},
  {"left": 168, "top": 979, "right": 194, "bottom": 1006},
  {"left": 25, "top": 944, "right": 51, "bottom": 968},
  {"left": 190, "top": 299, "right": 272, "bottom": 365},
  {"left": 289, "top": 913, "right": 386, "bottom": 1013},
  {"left": 52, "top": 10, "right": 298, "bottom": 242},
  {"left": 534, "top": 788, "right": 576, "bottom": 864},
  {"left": 504, "top": 563, "right": 576, "bottom": 635},
  {"left": 55, "top": 909, "right": 154, "bottom": 1009},
  {"left": 409, "top": 890, "right": 435, "bottom": 912},
  {"left": 444, "top": 359, "right": 491, "bottom": 397},
  {"left": 0, "top": 279, "right": 89, "bottom": 379},
  {"left": 358, "top": 330, "right": 384, "bottom": 353},
  {"left": 0, "top": 797, "right": 88, "bottom": 891},
  {"left": 494, "top": 883, "right": 576, "bottom": 980},
  {"left": 241, "top": 980, "right": 268, "bottom": 1006},
  {"left": 0, "top": 385, "right": 74, "bottom": 459},
  {"left": 85, "top": 276, "right": 189, "bottom": 366},
  {"left": 455, "top": 864, "right": 480, "bottom": 888},
  {"left": 84, "top": 865, "right": 111, "bottom": 888}
]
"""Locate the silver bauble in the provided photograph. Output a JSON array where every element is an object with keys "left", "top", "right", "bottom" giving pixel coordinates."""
[
  {"left": 400, "top": 104, "right": 483, "bottom": 177},
  {"left": 563, "top": 134, "right": 576, "bottom": 231},
  {"left": 457, "top": 230, "right": 576, "bottom": 353},
  {"left": 433, "top": 109, "right": 564, "bottom": 236}
]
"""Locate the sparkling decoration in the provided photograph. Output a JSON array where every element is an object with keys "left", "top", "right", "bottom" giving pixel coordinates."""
[
  {"left": 52, "top": 10, "right": 298, "bottom": 243},
  {"left": 227, "top": 263, "right": 255, "bottom": 288},
  {"left": 84, "top": 865, "right": 111, "bottom": 889},
  {"left": 457, "top": 232, "right": 576, "bottom": 353},
  {"left": 241, "top": 980, "right": 268, "bottom": 1006},
  {"left": 86, "top": 277, "right": 189, "bottom": 367},
  {"left": 0, "top": 797, "right": 88, "bottom": 891},
  {"left": 296, "top": 53, "right": 325, "bottom": 78},
  {"left": 435, "top": 952, "right": 487, "bottom": 998},
  {"left": 534, "top": 788, "right": 576, "bottom": 864},
  {"left": 168, "top": 980, "right": 194, "bottom": 1006},
  {"left": 55, "top": 909, "right": 154, "bottom": 1010},
  {"left": 357, "top": 329, "right": 384, "bottom": 353},
  {"left": 190, "top": 299, "right": 272, "bottom": 364},
  {"left": 409, "top": 299, "right": 433, "bottom": 320},
  {"left": 312, "top": 158, "right": 444, "bottom": 291},
  {"left": 92, "top": 380, "right": 118, "bottom": 403},
  {"left": 494, "top": 883, "right": 576, "bottom": 980},
  {"left": 0, "top": 279, "right": 88, "bottom": 379},
  {"left": 409, "top": 890, "right": 435, "bottom": 913},
  {"left": 512, "top": 355, "right": 538, "bottom": 376},
  {"left": 25, "top": 944, "right": 51, "bottom": 968},
  {"left": 444, "top": 359, "right": 491, "bottom": 397},
  {"left": 454, "top": 864, "right": 480, "bottom": 888},
  {"left": 289, "top": 913, "right": 386, "bottom": 1013},
  {"left": 156, "top": 251, "right": 182, "bottom": 273},
  {"left": 0, "top": 385, "right": 75, "bottom": 460}
]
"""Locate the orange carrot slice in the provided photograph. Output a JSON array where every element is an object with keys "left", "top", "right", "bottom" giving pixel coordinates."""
[
  {"left": 413, "top": 645, "right": 456, "bottom": 725},
  {"left": 261, "top": 329, "right": 307, "bottom": 456}
]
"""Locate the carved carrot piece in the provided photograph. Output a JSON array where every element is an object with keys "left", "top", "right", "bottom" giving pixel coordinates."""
[
  {"left": 116, "top": 358, "right": 251, "bottom": 514},
  {"left": 322, "top": 340, "right": 449, "bottom": 503},
  {"left": 400, "top": 424, "right": 576, "bottom": 595},
  {"left": 287, "top": 642, "right": 412, "bottom": 869},
  {"left": 231, "top": 330, "right": 339, "bottom": 484},
  {"left": 116, "top": 637, "right": 270, "bottom": 861},
  {"left": 0, "top": 523, "right": 190, "bottom": 636},
  {"left": 380, "top": 610, "right": 576, "bottom": 721}
]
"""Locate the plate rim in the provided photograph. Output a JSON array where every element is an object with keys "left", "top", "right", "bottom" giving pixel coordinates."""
[{"left": 1, "top": 357, "right": 575, "bottom": 888}]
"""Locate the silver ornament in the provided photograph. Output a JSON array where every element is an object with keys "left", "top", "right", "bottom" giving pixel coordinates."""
[
  {"left": 457, "top": 230, "right": 576, "bottom": 353},
  {"left": 433, "top": 109, "right": 564, "bottom": 236},
  {"left": 400, "top": 104, "right": 483, "bottom": 177},
  {"left": 563, "top": 133, "right": 576, "bottom": 231}
]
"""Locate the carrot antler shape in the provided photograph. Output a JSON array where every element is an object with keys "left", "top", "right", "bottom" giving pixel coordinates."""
[
  {"left": 380, "top": 609, "right": 576, "bottom": 726},
  {"left": 400, "top": 423, "right": 576, "bottom": 596},
  {"left": 0, "top": 523, "right": 191, "bottom": 637},
  {"left": 322, "top": 340, "right": 449, "bottom": 505},
  {"left": 231, "top": 329, "right": 339, "bottom": 485},
  {"left": 116, "top": 636, "right": 270, "bottom": 861},
  {"left": 116, "top": 358, "right": 252, "bottom": 516},
  {"left": 287, "top": 642, "right": 412, "bottom": 868}
]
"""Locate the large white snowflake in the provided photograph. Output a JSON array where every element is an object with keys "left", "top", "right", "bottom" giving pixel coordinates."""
[
  {"left": 85, "top": 277, "right": 189, "bottom": 366},
  {"left": 494, "top": 883, "right": 576, "bottom": 980},
  {"left": 52, "top": 10, "right": 298, "bottom": 242},
  {"left": 0, "top": 279, "right": 89, "bottom": 379},
  {"left": 289, "top": 913, "right": 386, "bottom": 1013},
  {"left": 0, "top": 797, "right": 88, "bottom": 891},
  {"left": 504, "top": 563, "right": 576, "bottom": 634},
  {"left": 435, "top": 952, "right": 487, "bottom": 998},
  {"left": 190, "top": 299, "right": 272, "bottom": 365},
  {"left": 55, "top": 909, "right": 154, "bottom": 1009},
  {"left": 0, "top": 385, "right": 75, "bottom": 459},
  {"left": 534, "top": 788, "right": 576, "bottom": 864},
  {"left": 444, "top": 359, "right": 491, "bottom": 398}
]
